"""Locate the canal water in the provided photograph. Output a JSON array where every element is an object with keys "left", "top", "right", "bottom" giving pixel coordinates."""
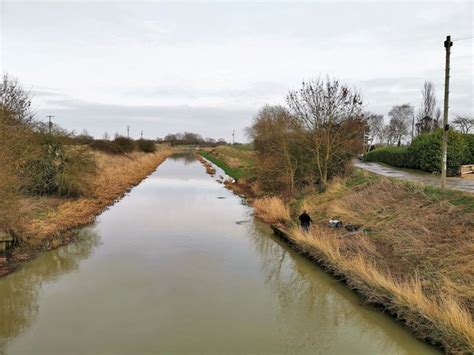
[{"left": 0, "top": 154, "right": 438, "bottom": 354}]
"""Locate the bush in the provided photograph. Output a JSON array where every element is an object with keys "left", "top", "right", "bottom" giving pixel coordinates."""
[
  {"left": 22, "top": 138, "right": 63, "bottom": 195},
  {"left": 113, "top": 136, "right": 136, "bottom": 153},
  {"left": 56, "top": 146, "right": 96, "bottom": 196},
  {"left": 21, "top": 136, "right": 96, "bottom": 197},
  {"left": 463, "top": 134, "right": 474, "bottom": 164},
  {"left": 89, "top": 140, "right": 125, "bottom": 154},
  {"left": 408, "top": 129, "right": 466, "bottom": 175},
  {"left": 363, "top": 146, "right": 410, "bottom": 167},
  {"left": 136, "top": 139, "right": 156, "bottom": 153}
]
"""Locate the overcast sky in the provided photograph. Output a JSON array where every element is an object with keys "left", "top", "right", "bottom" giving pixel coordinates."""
[{"left": 1, "top": 1, "right": 473, "bottom": 141}]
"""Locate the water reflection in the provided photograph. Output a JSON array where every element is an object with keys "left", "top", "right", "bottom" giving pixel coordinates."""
[
  {"left": 0, "top": 154, "right": 437, "bottom": 355},
  {"left": 247, "top": 221, "right": 437, "bottom": 354},
  {"left": 0, "top": 227, "right": 100, "bottom": 352},
  {"left": 168, "top": 152, "right": 196, "bottom": 164}
]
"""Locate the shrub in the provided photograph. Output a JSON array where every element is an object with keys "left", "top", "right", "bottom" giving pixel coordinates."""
[
  {"left": 113, "top": 136, "right": 136, "bottom": 153},
  {"left": 408, "top": 129, "right": 466, "bottom": 175},
  {"left": 56, "top": 146, "right": 96, "bottom": 196},
  {"left": 136, "top": 139, "right": 156, "bottom": 153},
  {"left": 463, "top": 134, "right": 474, "bottom": 164},
  {"left": 364, "top": 130, "right": 472, "bottom": 176},
  {"left": 89, "top": 140, "right": 124, "bottom": 154},
  {"left": 363, "top": 146, "right": 410, "bottom": 167},
  {"left": 22, "top": 138, "right": 63, "bottom": 195},
  {"left": 21, "top": 136, "right": 96, "bottom": 197}
]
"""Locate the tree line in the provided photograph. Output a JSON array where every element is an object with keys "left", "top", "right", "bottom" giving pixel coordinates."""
[
  {"left": 366, "top": 81, "right": 473, "bottom": 148},
  {"left": 159, "top": 132, "right": 227, "bottom": 146}
]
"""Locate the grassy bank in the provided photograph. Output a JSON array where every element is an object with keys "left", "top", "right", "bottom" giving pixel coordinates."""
[
  {"left": 255, "top": 172, "right": 474, "bottom": 353},
  {"left": 0, "top": 147, "right": 174, "bottom": 276},
  {"left": 210, "top": 145, "right": 474, "bottom": 353},
  {"left": 198, "top": 146, "right": 255, "bottom": 182}
]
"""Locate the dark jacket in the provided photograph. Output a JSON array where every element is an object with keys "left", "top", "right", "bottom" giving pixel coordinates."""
[{"left": 299, "top": 212, "right": 312, "bottom": 226}]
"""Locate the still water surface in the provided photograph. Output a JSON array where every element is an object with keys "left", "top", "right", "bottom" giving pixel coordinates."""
[{"left": 0, "top": 154, "right": 438, "bottom": 354}]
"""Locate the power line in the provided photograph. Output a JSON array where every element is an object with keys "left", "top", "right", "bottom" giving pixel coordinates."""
[{"left": 452, "top": 35, "right": 474, "bottom": 42}]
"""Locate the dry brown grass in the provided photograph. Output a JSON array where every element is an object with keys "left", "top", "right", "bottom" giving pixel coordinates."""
[
  {"left": 253, "top": 197, "right": 291, "bottom": 224},
  {"left": 288, "top": 225, "right": 474, "bottom": 353},
  {"left": 17, "top": 148, "right": 174, "bottom": 248},
  {"left": 266, "top": 169, "right": 474, "bottom": 353}
]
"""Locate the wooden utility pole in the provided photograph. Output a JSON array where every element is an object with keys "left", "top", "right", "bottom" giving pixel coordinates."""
[
  {"left": 141, "top": 130, "right": 143, "bottom": 139},
  {"left": 441, "top": 35, "right": 453, "bottom": 190},
  {"left": 46, "top": 115, "right": 54, "bottom": 134},
  {"left": 232, "top": 130, "right": 235, "bottom": 145},
  {"left": 127, "top": 125, "right": 130, "bottom": 138}
]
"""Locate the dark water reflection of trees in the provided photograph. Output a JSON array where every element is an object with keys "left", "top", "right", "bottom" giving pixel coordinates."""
[
  {"left": 0, "top": 227, "right": 100, "bottom": 353},
  {"left": 169, "top": 152, "right": 195, "bottom": 165}
]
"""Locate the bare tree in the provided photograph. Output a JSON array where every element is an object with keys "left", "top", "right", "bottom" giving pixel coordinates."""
[
  {"left": 366, "top": 113, "right": 385, "bottom": 147},
  {"left": 415, "top": 82, "right": 440, "bottom": 134},
  {"left": 248, "top": 105, "right": 302, "bottom": 195},
  {"left": 452, "top": 115, "right": 474, "bottom": 134},
  {"left": 0, "top": 74, "right": 35, "bottom": 124},
  {"left": 287, "top": 77, "right": 363, "bottom": 187},
  {"left": 388, "top": 104, "right": 414, "bottom": 145}
]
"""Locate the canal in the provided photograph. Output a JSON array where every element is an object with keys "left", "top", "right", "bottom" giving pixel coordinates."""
[{"left": 0, "top": 153, "right": 438, "bottom": 354}]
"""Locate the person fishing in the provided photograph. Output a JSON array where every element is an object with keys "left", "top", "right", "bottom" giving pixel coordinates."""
[{"left": 298, "top": 210, "right": 312, "bottom": 231}]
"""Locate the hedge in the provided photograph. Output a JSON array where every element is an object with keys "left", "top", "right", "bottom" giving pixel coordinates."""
[
  {"left": 363, "top": 130, "right": 474, "bottom": 176},
  {"left": 363, "top": 146, "right": 410, "bottom": 168}
]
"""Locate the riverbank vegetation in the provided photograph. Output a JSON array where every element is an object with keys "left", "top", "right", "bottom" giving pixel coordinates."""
[
  {"left": 200, "top": 77, "right": 474, "bottom": 353},
  {"left": 198, "top": 146, "right": 255, "bottom": 182},
  {"left": 0, "top": 75, "right": 174, "bottom": 275},
  {"left": 268, "top": 173, "right": 474, "bottom": 353}
]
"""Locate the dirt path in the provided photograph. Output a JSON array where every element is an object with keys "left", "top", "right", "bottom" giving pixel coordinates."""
[{"left": 354, "top": 160, "right": 474, "bottom": 194}]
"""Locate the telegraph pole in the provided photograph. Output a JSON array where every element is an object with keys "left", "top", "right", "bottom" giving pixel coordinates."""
[
  {"left": 46, "top": 115, "right": 54, "bottom": 134},
  {"left": 141, "top": 130, "right": 143, "bottom": 139},
  {"left": 127, "top": 125, "right": 130, "bottom": 138},
  {"left": 232, "top": 130, "right": 235, "bottom": 145},
  {"left": 441, "top": 35, "right": 453, "bottom": 190}
]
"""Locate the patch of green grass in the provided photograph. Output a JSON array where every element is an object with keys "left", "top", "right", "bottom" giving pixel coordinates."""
[
  {"left": 231, "top": 143, "right": 254, "bottom": 151},
  {"left": 419, "top": 184, "right": 474, "bottom": 212},
  {"left": 346, "top": 169, "right": 380, "bottom": 188},
  {"left": 198, "top": 150, "right": 245, "bottom": 180}
]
